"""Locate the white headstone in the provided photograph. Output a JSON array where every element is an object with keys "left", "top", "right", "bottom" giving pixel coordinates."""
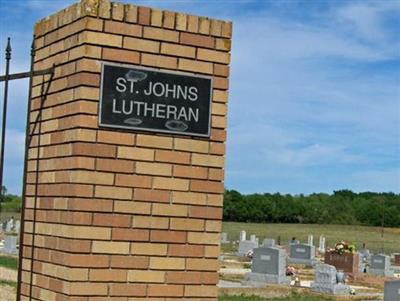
[
  {"left": 250, "top": 234, "right": 256, "bottom": 242},
  {"left": 318, "top": 235, "right": 326, "bottom": 253},
  {"left": 239, "top": 230, "right": 246, "bottom": 242},
  {"left": 15, "top": 220, "right": 21, "bottom": 234},
  {"left": 5, "top": 219, "right": 12, "bottom": 232},
  {"left": 308, "top": 234, "right": 314, "bottom": 246},
  {"left": 221, "top": 232, "right": 230, "bottom": 244}
]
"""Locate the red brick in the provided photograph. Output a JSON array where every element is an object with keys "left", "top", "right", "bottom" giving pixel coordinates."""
[
  {"left": 104, "top": 20, "right": 142, "bottom": 36},
  {"left": 189, "top": 206, "right": 223, "bottom": 220},
  {"left": 134, "top": 188, "right": 170, "bottom": 203},
  {"left": 103, "top": 48, "right": 140, "bottom": 64},
  {"left": 115, "top": 174, "right": 152, "bottom": 188},
  {"left": 148, "top": 284, "right": 184, "bottom": 297},
  {"left": 190, "top": 180, "right": 224, "bottom": 193},
  {"left": 96, "top": 158, "right": 134, "bottom": 173},
  {"left": 69, "top": 255, "right": 109, "bottom": 268},
  {"left": 173, "top": 165, "right": 208, "bottom": 179},
  {"left": 112, "top": 228, "right": 150, "bottom": 241},
  {"left": 109, "top": 283, "right": 147, "bottom": 296},
  {"left": 166, "top": 271, "right": 201, "bottom": 284},
  {"left": 150, "top": 230, "right": 186, "bottom": 243},
  {"left": 168, "top": 244, "right": 204, "bottom": 257},
  {"left": 92, "top": 213, "right": 131, "bottom": 227},
  {"left": 138, "top": 7, "right": 151, "bottom": 25},
  {"left": 155, "top": 150, "right": 190, "bottom": 164},
  {"left": 180, "top": 32, "right": 214, "bottom": 48}
]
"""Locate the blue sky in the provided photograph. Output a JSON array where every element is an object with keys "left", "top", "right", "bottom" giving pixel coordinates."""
[{"left": 0, "top": 0, "right": 399, "bottom": 195}]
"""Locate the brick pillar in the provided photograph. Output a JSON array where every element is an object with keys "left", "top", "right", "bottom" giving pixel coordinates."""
[{"left": 18, "top": 0, "right": 232, "bottom": 300}]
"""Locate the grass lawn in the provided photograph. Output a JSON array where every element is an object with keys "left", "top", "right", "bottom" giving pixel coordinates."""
[
  {"left": 222, "top": 222, "right": 400, "bottom": 254},
  {"left": 0, "top": 256, "right": 18, "bottom": 270},
  {"left": 0, "top": 279, "right": 17, "bottom": 288},
  {"left": 219, "top": 294, "right": 334, "bottom": 301}
]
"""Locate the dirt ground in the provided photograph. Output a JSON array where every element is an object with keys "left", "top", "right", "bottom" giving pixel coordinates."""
[{"left": 0, "top": 285, "right": 16, "bottom": 301}]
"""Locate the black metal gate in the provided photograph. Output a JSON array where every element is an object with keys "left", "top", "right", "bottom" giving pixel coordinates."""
[{"left": 0, "top": 36, "right": 55, "bottom": 300}]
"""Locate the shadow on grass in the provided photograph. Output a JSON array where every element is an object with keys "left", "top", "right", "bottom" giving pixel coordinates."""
[{"left": 0, "top": 256, "right": 18, "bottom": 270}]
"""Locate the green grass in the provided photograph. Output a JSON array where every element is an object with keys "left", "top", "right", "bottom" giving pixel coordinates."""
[
  {"left": 219, "top": 294, "right": 334, "bottom": 301},
  {"left": 222, "top": 222, "right": 400, "bottom": 254},
  {"left": 0, "top": 256, "right": 18, "bottom": 270},
  {"left": 0, "top": 279, "right": 17, "bottom": 288}
]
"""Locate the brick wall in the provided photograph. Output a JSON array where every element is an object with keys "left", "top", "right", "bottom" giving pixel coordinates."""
[{"left": 18, "top": 0, "right": 231, "bottom": 300}]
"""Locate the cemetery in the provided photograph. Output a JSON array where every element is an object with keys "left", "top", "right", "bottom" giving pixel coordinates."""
[
  {"left": 1, "top": 218, "right": 400, "bottom": 300},
  {"left": 0, "top": 0, "right": 399, "bottom": 301}
]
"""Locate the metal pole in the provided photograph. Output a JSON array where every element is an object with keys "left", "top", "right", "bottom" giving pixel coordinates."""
[
  {"left": 0, "top": 37, "right": 12, "bottom": 207},
  {"left": 16, "top": 36, "right": 36, "bottom": 301},
  {"left": 381, "top": 197, "right": 385, "bottom": 253}
]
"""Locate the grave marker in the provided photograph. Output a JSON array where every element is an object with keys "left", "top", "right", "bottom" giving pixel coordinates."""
[
  {"left": 238, "top": 240, "right": 259, "bottom": 257},
  {"left": 239, "top": 230, "right": 247, "bottom": 241},
  {"left": 4, "top": 234, "right": 17, "bottom": 254},
  {"left": 318, "top": 235, "right": 326, "bottom": 254},
  {"left": 384, "top": 280, "right": 400, "bottom": 301},
  {"left": 262, "top": 238, "right": 275, "bottom": 248},
  {"left": 221, "top": 232, "right": 230, "bottom": 244},
  {"left": 369, "top": 254, "right": 394, "bottom": 277},
  {"left": 308, "top": 234, "right": 313, "bottom": 246},
  {"left": 245, "top": 246, "right": 290, "bottom": 286},
  {"left": 325, "top": 251, "right": 359, "bottom": 276},
  {"left": 311, "top": 264, "right": 351, "bottom": 295},
  {"left": 289, "top": 243, "right": 317, "bottom": 266}
]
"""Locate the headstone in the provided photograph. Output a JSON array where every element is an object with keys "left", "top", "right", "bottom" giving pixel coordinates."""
[
  {"left": 5, "top": 219, "right": 12, "bottom": 232},
  {"left": 318, "top": 235, "right": 326, "bottom": 254},
  {"left": 369, "top": 254, "right": 394, "bottom": 277},
  {"left": 4, "top": 234, "right": 18, "bottom": 254},
  {"left": 384, "top": 280, "right": 400, "bottom": 301},
  {"left": 393, "top": 254, "right": 400, "bottom": 266},
  {"left": 358, "top": 249, "right": 371, "bottom": 273},
  {"left": 311, "top": 264, "right": 351, "bottom": 295},
  {"left": 250, "top": 234, "right": 256, "bottom": 242},
  {"left": 238, "top": 240, "right": 259, "bottom": 257},
  {"left": 15, "top": 220, "right": 21, "bottom": 234},
  {"left": 239, "top": 230, "right": 247, "bottom": 242},
  {"left": 221, "top": 232, "right": 230, "bottom": 244},
  {"left": 325, "top": 251, "right": 359, "bottom": 276},
  {"left": 262, "top": 238, "right": 275, "bottom": 248},
  {"left": 244, "top": 246, "right": 290, "bottom": 286},
  {"left": 308, "top": 234, "right": 313, "bottom": 246},
  {"left": 289, "top": 243, "right": 317, "bottom": 266}
]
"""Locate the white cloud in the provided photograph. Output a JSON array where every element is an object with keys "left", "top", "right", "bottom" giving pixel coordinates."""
[{"left": 336, "top": 1, "right": 400, "bottom": 43}]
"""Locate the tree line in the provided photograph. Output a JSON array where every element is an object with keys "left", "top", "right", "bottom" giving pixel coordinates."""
[
  {"left": 1, "top": 186, "right": 400, "bottom": 227},
  {"left": 223, "top": 189, "right": 400, "bottom": 227}
]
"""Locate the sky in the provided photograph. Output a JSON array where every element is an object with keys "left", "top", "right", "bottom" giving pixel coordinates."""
[{"left": 0, "top": 0, "right": 399, "bottom": 195}]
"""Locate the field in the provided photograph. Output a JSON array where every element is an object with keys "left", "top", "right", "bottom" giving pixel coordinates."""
[{"left": 222, "top": 222, "right": 400, "bottom": 254}]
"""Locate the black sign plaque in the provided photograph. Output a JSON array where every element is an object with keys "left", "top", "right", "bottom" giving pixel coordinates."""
[{"left": 99, "top": 63, "right": 212, "bottom": 137}]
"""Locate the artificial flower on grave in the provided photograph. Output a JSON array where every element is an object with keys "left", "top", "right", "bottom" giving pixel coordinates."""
[{"left": 334, "top": 241, "right": 356, "bottom": 254}]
